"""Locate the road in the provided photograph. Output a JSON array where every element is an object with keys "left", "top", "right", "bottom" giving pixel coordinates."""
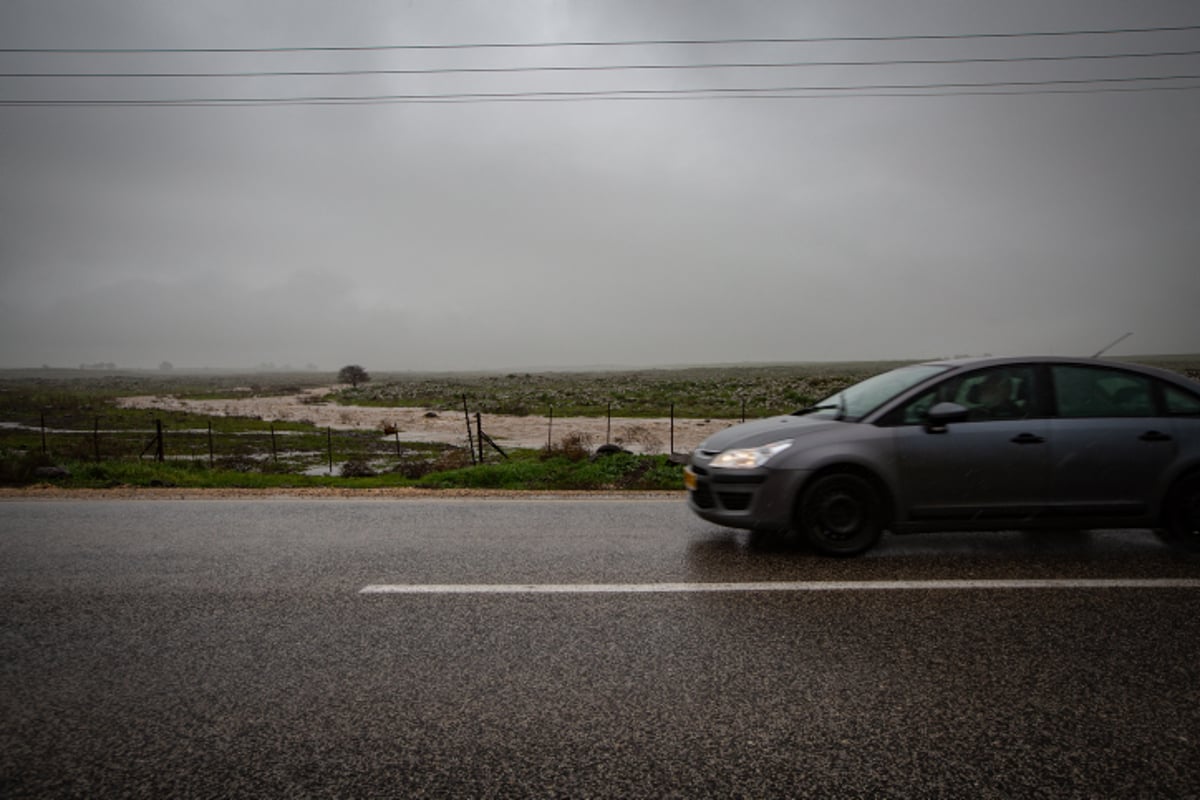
[{"left": 2, "top": 496, "right": 1199, "bottom": 798}]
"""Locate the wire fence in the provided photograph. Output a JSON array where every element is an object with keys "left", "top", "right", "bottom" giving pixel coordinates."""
[
  {"left": 8, "top": 401, "right": 722, "bottom": 477},
  {"left": 7, "top": 415, "right": 459, "bottom": 477},
  {"left": 7, "top": 392, "right": 762, "bottom": 477}
]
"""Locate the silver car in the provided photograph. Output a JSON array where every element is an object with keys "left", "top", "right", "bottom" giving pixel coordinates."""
[{"left": 685, "top": 356, "right": 1200, "bottom": 556}]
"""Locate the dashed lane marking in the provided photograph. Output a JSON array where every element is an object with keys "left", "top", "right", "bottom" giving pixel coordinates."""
[{"left": 360, "top": 578, "right": 1200, "bottom": 595}]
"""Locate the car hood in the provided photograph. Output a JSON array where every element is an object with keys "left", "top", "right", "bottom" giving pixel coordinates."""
[{"left": 696, "top": 414, "right": 846, "bottom": 453}]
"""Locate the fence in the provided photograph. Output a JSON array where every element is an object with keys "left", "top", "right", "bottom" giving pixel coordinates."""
[
  {"left": 5, "top": 392, "right": 777, "bottom": 477},
  {"left": 7, "top": 416, "right": 455, "bottom": 477}
]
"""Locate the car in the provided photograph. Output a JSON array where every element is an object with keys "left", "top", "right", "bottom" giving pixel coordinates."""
[{"left": 684, "top": 356, "right": 1200, "bottom": 556}]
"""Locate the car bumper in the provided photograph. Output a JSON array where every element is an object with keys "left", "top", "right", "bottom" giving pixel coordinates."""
[{"left": 684, "top": 464, "right": 808, "bottom": 532}]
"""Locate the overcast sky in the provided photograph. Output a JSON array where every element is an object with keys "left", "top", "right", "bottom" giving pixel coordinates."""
[{"left": 2, "top": 1, "right": 1198, "bottom": 371}]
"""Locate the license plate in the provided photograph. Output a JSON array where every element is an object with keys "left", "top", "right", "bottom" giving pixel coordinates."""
[{"left": 683, "top": 468, "right": 697, "bottom": 491}]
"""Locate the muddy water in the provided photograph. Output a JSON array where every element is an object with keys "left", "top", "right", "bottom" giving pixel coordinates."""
[{"left": 115, "top": 392, "right": 738, "bottom": 455}]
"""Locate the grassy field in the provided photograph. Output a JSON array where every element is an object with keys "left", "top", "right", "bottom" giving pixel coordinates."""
[
  {"left": 3, "top": 356, "right": 1197, "bottom": 491},
  {"left": 332, "top": 362, "right": 905, "bottom": 418}
]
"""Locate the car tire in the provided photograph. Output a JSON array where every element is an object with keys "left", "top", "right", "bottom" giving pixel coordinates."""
[
  {"left": 797, "top": 473, "right": 884, "bottom": 557},
  {"left": 1161, "top": 473, "right": 1200, "bottom": 553}
]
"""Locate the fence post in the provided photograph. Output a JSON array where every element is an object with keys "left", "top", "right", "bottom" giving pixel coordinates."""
[
  {"left": 93, "top": 416, "right": 100, "bottom": 462},
  {"left": 327, "top": 427, "right": 333, "bottom": 474},
  {"left": 606, "top": 402, "right": 611, "bottom": 445},
  {"left": 270, "top": 424, "right": 278, "bottom": 462},
  {"left": 547, "top": 405, "right": 553, "bottom": 450},
  {"left": 41, "top": 413, "right": 47, "bottom": 454},
  {"left": 475, "top": 413, "right": 484, "bottom": 463},
  {"left": 670, "top": 403, "right": 675, "bottom": 455},
  {"left": 208, "top": 422, "right": 214, "bottom": 467},
  {"left": 463, "top": 395, "right": 476, "bottom": 465},
  {"left": 155, "top": 420, "right": 164, "bottom": 462}
]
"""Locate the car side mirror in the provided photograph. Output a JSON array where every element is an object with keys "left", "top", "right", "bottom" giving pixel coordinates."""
[{"left": 925, "top": 402, "right": 969, "bottom": 431}]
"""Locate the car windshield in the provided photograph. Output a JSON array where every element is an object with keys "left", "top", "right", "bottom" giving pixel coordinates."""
[{"left": 808, "top": 364, "right": 949, "bottom": 420}]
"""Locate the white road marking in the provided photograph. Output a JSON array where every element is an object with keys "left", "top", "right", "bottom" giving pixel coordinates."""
[{"left": 359, "top": 578, "right": 1200, "bottom": 595}]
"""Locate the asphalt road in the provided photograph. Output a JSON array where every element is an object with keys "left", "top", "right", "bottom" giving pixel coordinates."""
[{"left": 2, "top": 497, "right": 1198, "bottom": 798}]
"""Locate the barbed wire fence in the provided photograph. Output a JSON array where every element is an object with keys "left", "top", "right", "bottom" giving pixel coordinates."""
[{"left": 11, "top": 391, "right": 784, "bottom": 476}]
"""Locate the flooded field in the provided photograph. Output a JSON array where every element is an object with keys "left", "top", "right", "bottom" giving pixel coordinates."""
[{"left": 116, "top": 390, "right": 738, "bottom": 454}]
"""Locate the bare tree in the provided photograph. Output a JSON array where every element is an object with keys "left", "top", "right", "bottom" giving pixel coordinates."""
[{"left": 337, "top": 364, "right": 370, "bottom": 388}]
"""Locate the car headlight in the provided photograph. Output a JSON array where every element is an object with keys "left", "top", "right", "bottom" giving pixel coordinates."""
[{"left": 710, "top": 439, "right": 793, "bottom": 469}]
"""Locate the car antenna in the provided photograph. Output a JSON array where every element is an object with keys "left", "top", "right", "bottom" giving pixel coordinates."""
[{"left": 1092, "top": 332, "right": 1133, "bottom": 358}]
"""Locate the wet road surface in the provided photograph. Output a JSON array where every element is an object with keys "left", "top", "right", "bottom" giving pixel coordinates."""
[{"left": 2, "top": 497, "right": 1198, "bottom": 797}]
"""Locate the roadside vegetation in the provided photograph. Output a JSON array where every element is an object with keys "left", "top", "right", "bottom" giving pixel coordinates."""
[{"left": 0, "top": 449, "right": 682, "bottom": 491}]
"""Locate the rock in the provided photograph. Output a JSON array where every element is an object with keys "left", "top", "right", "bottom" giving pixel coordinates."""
[
  {"left": 32, "top": 466, "right": 71, "bottom": 479},
  {"left": 593, "top": 443, "right": 630, "bottom": 458}
]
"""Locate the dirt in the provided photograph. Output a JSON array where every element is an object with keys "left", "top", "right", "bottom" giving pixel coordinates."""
[
  {"left": 115, "top": 388, "right": 739, "bottom": 455},
  {"left": 0, "top": 484, "right": 683, "bottom": 500}
]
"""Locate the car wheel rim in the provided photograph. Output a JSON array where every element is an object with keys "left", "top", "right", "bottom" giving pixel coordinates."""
[{"left": 816, "top": 491, "right": 863, "bottom": 541}]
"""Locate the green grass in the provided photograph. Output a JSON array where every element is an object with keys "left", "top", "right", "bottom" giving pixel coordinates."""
[
  {"left": 331, "top": 363, "right": 893, "bottom": 418},
  {"left": 5, "top": 449, "right": 684, "bottom": 491}
]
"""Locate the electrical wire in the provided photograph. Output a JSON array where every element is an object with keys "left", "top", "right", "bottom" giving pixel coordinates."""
[
  {"left": 3, "top": 24, "right": 1199, "bottom": 53},
  {"left": 4, "top": 73, "right": 1198, "bottom": 107},
  {"left": 4, "top": 49, "right": 1199, "bottom": 80},
  {"left": 4, "top": 24, "right": 1197, "bottom": 107}
]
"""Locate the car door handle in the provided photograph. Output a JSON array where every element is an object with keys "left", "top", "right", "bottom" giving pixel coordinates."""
[
  {"left": 1139, "top": 430, "right": 1172, "bottom": 442},
  {"left": 1010, "top": 433, "right": 1046, "bottom": 445}
]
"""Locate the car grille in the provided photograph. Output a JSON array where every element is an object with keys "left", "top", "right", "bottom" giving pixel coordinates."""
[
  {"left": 689, "top": 478, "right": 757, "bottom": 512},
  {"left": 716, "top": 492, "right": 753, "bottom": 511},
  {"left": 688, "top": 459, "right": 767, "bottom": 513}
]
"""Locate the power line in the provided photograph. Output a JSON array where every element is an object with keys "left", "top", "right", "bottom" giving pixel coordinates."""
[
  {"left": 6, "top": 24, "right": 1197, "bottom": 107},
  {"left": 4, "top": 48, "right": 1199, "bottom": 80},
  {"left": 3, "top": 24, "right": 1199, "bottom": 54},
  {"left": 4, "top": 73, "right": 1197, "bottom": 107}
]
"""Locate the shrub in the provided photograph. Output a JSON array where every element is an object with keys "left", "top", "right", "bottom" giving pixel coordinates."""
[
  {"left": 0, "top": 448, "right": 58, "bottom": 484},
  {"left": 433, "top": 448, "right": 473, "bottom": 471},
  {"left": 543, "top": 431, "right": 593, "bottom": 462},
  {"left": 613, "top": 424, "right": 662, "bottom": 453},
  {"left": 214, "top": 455, "right": 260, "bottom": 473},
  {"left": 340, "top": 459, "right": 377, "bottom": 478}
]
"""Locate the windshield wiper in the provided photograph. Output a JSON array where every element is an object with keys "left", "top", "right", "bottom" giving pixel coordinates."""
[
  {"left": 792, "top": 403, "right": 840, "bottom": 416},
  {"left": 793, "top": 393, "right": 851, "bottom": 420}
]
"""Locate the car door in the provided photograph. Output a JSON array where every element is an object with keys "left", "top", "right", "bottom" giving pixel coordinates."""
[
  {"left": 1047, "top": 364, "right": 1178, "bottom": 517},
  {"left": 889, "top": 365, "right": 1051, "bottom": 522}
]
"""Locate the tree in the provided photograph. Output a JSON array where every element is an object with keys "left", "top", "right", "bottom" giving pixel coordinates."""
[{"left": 338, "top": 364, "right": 370, "bottom": 388}]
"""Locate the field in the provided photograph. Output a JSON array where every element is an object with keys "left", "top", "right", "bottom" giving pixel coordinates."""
[{"left": 3, "top": 356, "right": 1197, "bottom": 491}]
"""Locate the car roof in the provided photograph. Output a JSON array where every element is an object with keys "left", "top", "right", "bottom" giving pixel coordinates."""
[{"left": 915, "top": 355, "right": 1198, "bottom": 387}]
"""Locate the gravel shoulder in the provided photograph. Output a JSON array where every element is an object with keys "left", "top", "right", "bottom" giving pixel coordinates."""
[{"left": 0, "top": 485, "right": 685, "bottom": 501}]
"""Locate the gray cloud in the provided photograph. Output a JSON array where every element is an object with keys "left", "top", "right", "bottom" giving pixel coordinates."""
[{"left": 2, "top": 0, "right": 1198, "bottom": 370}]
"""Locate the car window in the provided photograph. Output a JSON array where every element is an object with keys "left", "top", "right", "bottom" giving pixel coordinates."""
[
  {"left": 892, "top": 365, "right": 1038, "bottom": 425},
  {"left": 1051, "top": 365, "right": 1156, "bottom": 418},
  {"left": 1164, "top": 384, "right": 1200, "bottom": 415},
  {"left": 812, "top": 364, "right": 948, "bottom": 420}
]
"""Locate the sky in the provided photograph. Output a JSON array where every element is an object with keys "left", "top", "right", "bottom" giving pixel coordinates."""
[{"left": 1, "top": 1, "right": 1198, "bottom": 371}]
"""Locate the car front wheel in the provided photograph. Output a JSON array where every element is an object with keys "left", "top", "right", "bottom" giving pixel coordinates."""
[
  {"left": 1161, "top": 473, "right": 1200, "bottom": 553},
  {"left": 797, "top": 473, "right": 884, "bottom": 557}
]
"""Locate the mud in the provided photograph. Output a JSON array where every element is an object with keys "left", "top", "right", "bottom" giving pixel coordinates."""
[{"left": 116, "top": 389, "right": 738, "bottom": 455}]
